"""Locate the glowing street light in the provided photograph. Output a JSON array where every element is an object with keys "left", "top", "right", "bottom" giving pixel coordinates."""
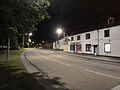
[
  {"left": 56, "top": 28, "right": 63, "bottom": 49},
  {"left": 57, "top": 28, "right": 63, "bottom": 35},
  {"left": 29, "top": 39, "right": 32, "bottom": 42},
  {"left": 56, "top": 28, "right": 63, "bottom": 40},
  {"left": 29, "top": 32, "right": 33, "bottom": 36},
  {"left": 42, "top": 41, "right": 45, "bottom": 43},
  {"left": 28, "top": 32, "right": 33, "bottom": 48}
]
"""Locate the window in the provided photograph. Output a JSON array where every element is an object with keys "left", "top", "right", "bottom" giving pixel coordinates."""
[
  {"left": 108, "top": 17, "right": 114, "bottom": 24},
  {"left": 77, "top": 35, "right": 80, "bottom": 40},
  {"left": 70, "top": 45, "right": 75, "bottom": 51},
  {"left": 86, "top": 44, "right": 91, "bottom": 51},
  {"left": 104, "top": 29, "right": 110, "bottom": 37},
  {"left": 76, "top": 43, "right": 82, "bottom": 51},
  {"left": 104, "top": 43, "right": 111, "bottom": 53},
  {"left": 86, "top": 33, "right": 90, "bottom": 39},
  {"left": 70, "top": 43, "right": 75, "bottom": 51},
  {"left": 71, "top": 37, "right": 74, "bottom": 41}
]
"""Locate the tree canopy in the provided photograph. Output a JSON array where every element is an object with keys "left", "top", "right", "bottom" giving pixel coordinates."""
[{"left": 0, "top": 0, "right": 50, "bottom": 48}]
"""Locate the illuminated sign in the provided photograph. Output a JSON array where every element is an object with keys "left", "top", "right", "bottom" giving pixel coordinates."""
[{"left": 104, "top": 43, "right": 111, "bottom": 53}]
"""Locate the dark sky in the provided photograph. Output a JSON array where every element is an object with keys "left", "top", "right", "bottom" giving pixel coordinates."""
[{"left": 33, "top": 0, "right": 120, "bottom": 43}]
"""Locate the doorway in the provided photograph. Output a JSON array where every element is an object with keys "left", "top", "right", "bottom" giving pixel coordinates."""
[{"left": 93, "top": 45, "right": 98, "bottom": 55}]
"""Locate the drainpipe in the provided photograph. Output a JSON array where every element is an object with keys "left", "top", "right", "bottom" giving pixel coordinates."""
[{"left": 97, "top": 30, "right": 99, "bottom": 55}]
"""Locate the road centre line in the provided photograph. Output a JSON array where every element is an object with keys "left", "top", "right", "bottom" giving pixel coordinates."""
[
  {"left": 42, "top": 56, "right": 49, "bottom": 59},
  {"left": 54, "top": 54, "right": 98, "bottom": 64},
  {"left": 50, "top": 60, "right": 71, "bottom": 67},
  {"left": 86, "top": 69, "right": 120, "bottom": 80},
  {"left": 53, "top": 54, "right": 120, "bottom": 68},
  {"left": 42, "top": 54, "right": 101, "bottom": 67},
  {"left": 41, "top": 55, "right": 71, "bottom": 67}
]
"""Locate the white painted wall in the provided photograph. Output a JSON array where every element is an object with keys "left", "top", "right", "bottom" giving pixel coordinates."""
[
  {"left": 99, "top": 26, "right": 120, "bottom": 57},
  {"left": 53, "top": 42, "right": 56, "bottom": 49},
  {"left": 59, "top": 39, "right": 64, "bottom": 49},
  {"left": 53, "top": 25, "right": 120, "bottom": 57},
  {"left": 81, "top": 30, "right": 98, "bottom": 54},
  {"left": 68, "top": 30, "right": 98, "bottom": 54}
]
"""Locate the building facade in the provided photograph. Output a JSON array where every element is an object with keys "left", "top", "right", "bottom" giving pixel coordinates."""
[{"left": 53, "top": 25, "right": 120, "bottom": 57}]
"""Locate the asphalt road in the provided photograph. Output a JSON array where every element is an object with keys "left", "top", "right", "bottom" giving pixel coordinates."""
[{"left": 24, "top": 48, "right": 120, "bottom": 90}]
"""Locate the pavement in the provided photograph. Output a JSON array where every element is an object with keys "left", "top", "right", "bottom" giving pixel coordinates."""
[
  {"left": 20, "top": 48, "right": 120, "bottom": 90},
  {"left": 21, "top": 52, "right": 40, "bottom": 73},
  {"left": 55, "top": 50, "right": 120, "bottom": 63}
]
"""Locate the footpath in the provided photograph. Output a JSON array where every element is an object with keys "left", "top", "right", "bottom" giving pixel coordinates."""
[{"left": 52, "top": 49, "right": 120, "bottom": 63}]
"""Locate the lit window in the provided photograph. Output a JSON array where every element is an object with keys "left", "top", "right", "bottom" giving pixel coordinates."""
[
  {"left": 104, "top": 29, "right": 110, "bottom": 37},
  {"left": 86, "top": 44, "right": 91, "bottom": 51},
  {"left": 76, "top": 43, "right": 82, "bottom": 51},
  {"left": 104, "top": 43, "right": 111, "bottom": 53},
  {"left": 77, "top": 35, "right": 80, "bottom": 40},
  {"left": 86, "top": 33, "right": 90, "bottom": 39}
]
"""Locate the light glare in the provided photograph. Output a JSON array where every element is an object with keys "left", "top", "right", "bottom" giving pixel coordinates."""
[
  {"left": 29, "top": 33, "right": 33, "bottom": 36},
  {"left": 57, "top": 28, "right": 63, "bottom": 34}
]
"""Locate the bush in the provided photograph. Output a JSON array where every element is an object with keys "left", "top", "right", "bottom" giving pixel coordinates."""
[{"left": 10, "top": 45, "right": 21, "bottom": 50}]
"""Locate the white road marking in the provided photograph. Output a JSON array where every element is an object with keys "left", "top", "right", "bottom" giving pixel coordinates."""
[
  {"left": 41, "top": 55, "right": 71, "bottom": 66},
  {"left": 53, "top": 55, "right": 62, "bottom": 57},
  {"left": 50, "top": 60, "right": 71, "bottom": 67},
  {"left": 42, "top": 56, "right": 49, "bottom": 59},
  {"left": 86, "top": 69, "right": 120, "bottom": 80},
  {"left": 111, "top": 85, "right": 120, "bottom": 90}
]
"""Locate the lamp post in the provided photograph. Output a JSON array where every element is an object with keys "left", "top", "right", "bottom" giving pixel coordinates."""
[
  {"left": 56, "top": 28, "right": 63, "bottom": 49},
  {"left": 57, "top": 28, "right": 62, "bottom": 39},
  {"left": 7, "top": 36, "right": 10, "bottom": 62},
  {"left": 28, "top": 33, "right": 32, "bottom": 48}
]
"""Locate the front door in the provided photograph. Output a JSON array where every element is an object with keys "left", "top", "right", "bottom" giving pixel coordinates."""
[{"left": 93, "top": 45, "right": 98, "bottom": 55}]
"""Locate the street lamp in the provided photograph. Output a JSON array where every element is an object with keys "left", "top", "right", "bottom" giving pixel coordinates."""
[
  {"left": 28, "top": 32, "right": 33, "bottom": 48},
  {"left": 56, "top": 28, "right": 63, "bottom": 49},
  {"left": 42, "top": 41, "right": 45, "bottom": 43},
  {"left": 57, "top": 28, "right": 63, "bottom": 35},
  {"left": 57, "top": 28, "right": 63, "bottom": 40},
  {"left": 29, "top": 33, "right": 33, "bottom": 36}
]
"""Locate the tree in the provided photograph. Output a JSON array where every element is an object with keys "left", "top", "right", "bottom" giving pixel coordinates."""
[{"left": 0, "top": 0, "right": 50, "bottom": 49}]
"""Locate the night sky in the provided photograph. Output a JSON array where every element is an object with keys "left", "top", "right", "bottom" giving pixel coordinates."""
[{"left": 32, "top": 0, "right": 120, "bottom": 43}]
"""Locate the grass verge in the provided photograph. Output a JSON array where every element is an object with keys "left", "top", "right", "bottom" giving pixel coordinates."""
[{"left": 0, "top": 50, "right": 45, "bottom": 90}]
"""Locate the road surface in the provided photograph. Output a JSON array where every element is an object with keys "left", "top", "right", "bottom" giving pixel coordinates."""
[{"left": 24, "top": 48, "right": 120, "bottom": 90}]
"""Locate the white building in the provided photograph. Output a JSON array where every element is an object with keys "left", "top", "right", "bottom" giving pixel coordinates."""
[{"left": 53, "top": 25, "right": 120, "bottom": 57}]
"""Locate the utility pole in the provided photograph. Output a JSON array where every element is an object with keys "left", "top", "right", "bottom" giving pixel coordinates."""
[
  {"left": 28, "top": 33, "right": 32, "bottom": 48},
  {"left": 22, "top": 34, "right": 25, "bottom": 48},
  {"left": 28, "top": 34, "right": 30, "bottom": 48},
  {"left": 7, "top": 36, "right": 10, "bottom": 63},
  {"left": 58, "top": 34, "right": 60, "bottom": 49}
]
